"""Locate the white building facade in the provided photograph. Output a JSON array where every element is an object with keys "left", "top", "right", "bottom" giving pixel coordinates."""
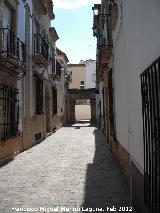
[
  {"left": 112, "top": 0, "right": 160, "bottom": 212},
  {"left": 93, "top": 0, "right": 160, "bottom": 212},
  {"left": 80, "top": 59, "right": 96, "bottom": 89}
]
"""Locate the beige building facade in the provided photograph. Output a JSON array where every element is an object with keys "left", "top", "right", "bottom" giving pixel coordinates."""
[
  {"left": 68, "top": 60, "right": 96, "bottom": 90},
  {"left": 0, "top": 0, "right": 27, "bottom": 164},
  {"left": 0, "top": 0, "right": 68, "bottom": 164},
  {"left": 68, "top": 64, "right": 85, "bottom": 89}
]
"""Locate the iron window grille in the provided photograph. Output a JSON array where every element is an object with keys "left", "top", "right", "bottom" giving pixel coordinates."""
[
  {"left": 35, "top": 75, "right": 43, "bottom": 114},
  {"left": 52, "top": 87, "right": 57, "bottom": 114},
  {"left": 0, "top": 28, "right": 26, "bottom": 64},
  {"left": 140, "top": 56, "right": 160, "bottom": 213},
  {"left": 0, "top": 84, "right": 19, "bottom": 141}
]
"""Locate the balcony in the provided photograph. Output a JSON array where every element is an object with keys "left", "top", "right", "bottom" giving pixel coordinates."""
[
  {"left": 50, "top": 60, "right": 62, "bottom": 81},
  {"left": 32, "top": 34, "right": 49, "bottom": 68},
  {"left": 49, "top": 27, "right": 59, "bottom": 42},
  {"left": 47, "top": 0, "right": 55, "bottom": 20},
  {"left": 0, "top": 28, "right": 26, "bottom": 74}
]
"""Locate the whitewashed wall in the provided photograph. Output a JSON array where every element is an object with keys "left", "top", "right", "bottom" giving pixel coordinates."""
[{"left": 113, "top": 0, "right": 160, "bottom": 171}]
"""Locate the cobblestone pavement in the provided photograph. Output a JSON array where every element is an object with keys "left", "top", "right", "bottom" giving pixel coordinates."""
[{"left": 0, "top": 123, "right": 134, "bottom": 213}]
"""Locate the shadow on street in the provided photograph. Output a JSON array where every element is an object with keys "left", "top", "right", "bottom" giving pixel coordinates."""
[{"left": 81, "top": 128, "right": 133, "bottom": 211}]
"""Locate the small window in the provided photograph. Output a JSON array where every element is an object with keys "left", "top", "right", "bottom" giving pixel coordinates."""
[
  {"left": 80, "top": 81, "right": 84, "bottom": 89},
  {"left": 80, "top": 81, "right": 84, "bottom": 85}
]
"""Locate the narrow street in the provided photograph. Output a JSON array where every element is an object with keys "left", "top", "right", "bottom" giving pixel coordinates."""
[{"left": 0, "top": 123, "right": 133, "bottom": 213}]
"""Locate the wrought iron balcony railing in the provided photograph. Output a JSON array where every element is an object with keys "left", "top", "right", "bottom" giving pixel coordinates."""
[
  {"left": 0, "top": 28, "right": 26, "bottom": 65},
  {"left": 50, "top": 59, "right": 62, "bottom": 81},
  {"left": 33, "top": 34, "right": 49, "bottom": 63}
]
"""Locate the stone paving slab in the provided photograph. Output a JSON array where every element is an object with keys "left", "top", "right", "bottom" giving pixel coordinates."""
[{"left": 0, "top": 123, "right": 135, "bottom": 213}]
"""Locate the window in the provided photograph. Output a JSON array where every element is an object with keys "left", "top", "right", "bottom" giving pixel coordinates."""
[
  {"left": 0, "top": 84, "right": 19, "bottom": 140},
  {"left": 56, "top": 60, "right": 62, "bottom": 77},
  {"left": 80, "top": 81, "right": 84, "bottom": 85},
  {"left": 51, "top": 49, "right": 55, "bottom": 73},
  {"left": 52, "top": 58, "right": 55, "bottom": 73},
  {"left": 35, "top": 75, "right": 43, "bottom": 114},
  {"left": 52, "top": 87, "right": 57, "bottom": 114},
  {"left": 80, "top": 81, "right": 84, "bottom": 89}
]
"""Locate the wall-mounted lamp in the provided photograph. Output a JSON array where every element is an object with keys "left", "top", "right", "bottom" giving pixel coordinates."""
[
  {"left": 92, "top": 4, "right": 110, "bottom": 17},
  {"left": 92, "top": 4, "right": 101, "bottom": 15}
]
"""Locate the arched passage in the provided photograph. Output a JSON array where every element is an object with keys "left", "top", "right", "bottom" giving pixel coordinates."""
[
  {"left": 66, "top": 89, "right": 96, "bottom": 124},
  {"left": 75, "top": 99, "right": 91, "bottom": 122}
]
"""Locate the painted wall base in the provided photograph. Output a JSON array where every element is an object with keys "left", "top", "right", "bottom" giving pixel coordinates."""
[{"left": 110, "top": 138, "right": 150, "bottom": 213}]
